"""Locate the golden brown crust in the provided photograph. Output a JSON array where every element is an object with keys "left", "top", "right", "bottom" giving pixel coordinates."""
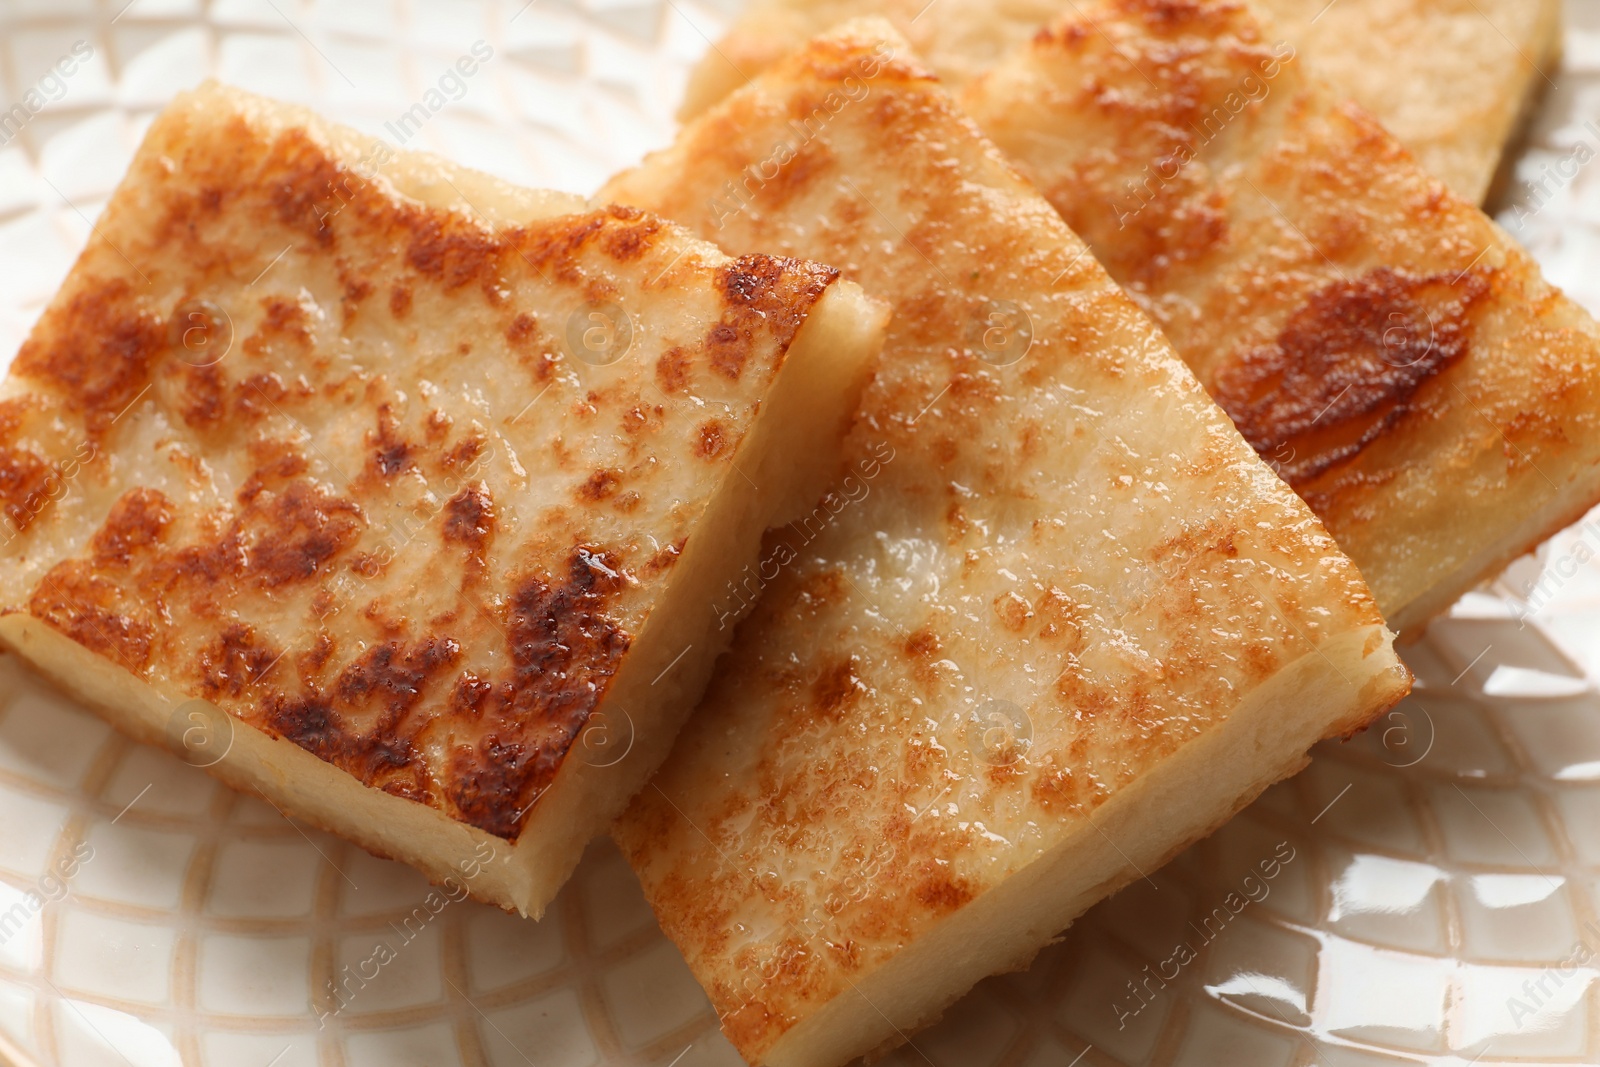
[
  {"left": 962, "top": 0, "right": 1600, "bottom": 628},
  {"left": 603, "top": 21, "right": 1405, "bottom": 1062},
  {"left": 1212, "top": 267, "right": 1493, "bottom": 486},
  {"left": 679, "top": 0, "right": 1560, "bottom": 202},
  {"left": 1250, "top": 0, "right": 1561, "bottom": 202},
  {"left": 1, "top": 83, "right": 842, "bottom": 842}
]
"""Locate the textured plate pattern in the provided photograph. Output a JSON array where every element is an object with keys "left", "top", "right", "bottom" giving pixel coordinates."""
[{"left": 0, "top": 1, "right": 1598, "bottom": 1065}]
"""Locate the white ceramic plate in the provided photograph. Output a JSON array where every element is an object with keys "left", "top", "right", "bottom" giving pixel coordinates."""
[{"left": 2, "top": 2, "right": 1600, "bottom": 1065}]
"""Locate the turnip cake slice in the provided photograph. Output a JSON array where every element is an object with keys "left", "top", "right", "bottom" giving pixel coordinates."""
[
  {"left": 0, "top": 82, "right": 887, "bottom": 916},
  {"left": 961, "top": 0, "right": 1600, "bottom": 636},
  {"left": 676, "top": 0, "right": 1559, "bottom": 201},
  {"left": 601, "top": 22, "right": 1408, "bottom": 1066}
]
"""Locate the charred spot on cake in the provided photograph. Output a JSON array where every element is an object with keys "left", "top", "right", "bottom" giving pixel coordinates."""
[
  {"left": 441, "top": 547, "right": 635, "bottom": 839},
  {"left": 262, "top": 692, "right": 338, "bottom": 760},
  {"left": 116, "top": 476, "right": 356, "bottom": 595},
  {"left": 196, "top": 622, "right": 283, "bottom": 698},
  {"left": 912, "top": 866, "right": 974, "bottom": 913},
  {"left": 261, "top": 635, "right": 461, "bottom": 782},
  {"left": 793, "top": 567, "right": 848, "bottom": 614},
  {"left": 444, "top": 483, "right": 494, "bottom": 546},
  {"left": 448, "top": 672, "right": 492, "bottom": 719},
  {"left": 28, "top": 559, "right": 157, "bottom": 672},
  {"left": 369, "top": 404, "right": 415, "bottom": 478},
  {"left": 335, "top": 636, "right": 462, "bottom": 717},
  {"left": 1030, "top": 760, "right": 1088, "bottom": 814},
  {"left": 447, "top": 733, "right": 542, "bottom": 839},
  {"left": 505, "top": 311, "right": 538, "bottom": 350},
  {"left": 1212, "top": 267, "right": 1493, "bottom": 487},
  {"left": 403, "top": 207, "right": 506, "bottom": 291},
  {"left": 1008, "top": 4, "right": 1272, "bottom": 284},
  {"left": 176, "top": 362, "right": 228, "bottom": 428},
  {"left": 299, "top": 630, "right": 337, "bottom": 678},
  {"left": 705, "top": 321, "right": 750, "bottom": 381},
  {"left": 656, "top": 346, "right": 692, "bottom": 394},
  {"left": 234, "top": 372, "right": 291, "bottom": 421},
  {"left": 262, "top": 297, "right": 314, "bottom": 341},
  {"left": 342, "top": 275, "right": 374, "bottom": 309},
  {"left": 309, "top": 589, "right": 339, "bottom": 624},
  {"left": 241, "top": 480, "right": 364, "bottom": 588},
  {"left": 517, "top": 213, "right": 607, "bottom": 283},
  {"left": 621, "top": 404, "right": 653, "bottom": 436},
  {"left": 1119, "top": 0, "right": 1241, "bottom": 32},
  {"left": 389, "top": 286, "right": 413, "bottom": 319},
  {"left": 904, "top": 628, "right": 941, "bottom": 658},
  {"left": 694, "top": 420, "right": 729, "bottom": 460},
  {"left": 349, "top": 551, "right": 389, "bottom": 579},
  {"left": 600, "top": 211, "right": 665, "bottom": 262},
  {"left": 992, "top": 590, "right": 1033, "bottom": 632},
  {"left": 242, "top": 297, "right": 315, "bottom": 360},
  {"left": 90, "top": 488, "right": 175, "bottom": 566},
  {"left": 501, "top": 551, "right": 633, "bottom": 689},
  {"left": 1096, "top": 181, "right": 1229, "bottom": 286},
  {"left": 147, "top": 165, "right": 227, "bottom": 254},
  {"left": 717, "top": 254, "right": 839, "bottom": 349},
  {"left": 13, "top": 277, "right": 166, "bottom": 436},
  {"left": 901, "top": 627, "right": 946, "bottom": 688},
  {"left": 697, "top": 259, "right": 838, "bottom": 383},
  {"left": 238, "top": 439, "right": 311, "bottom": 504},
  {"left": 265, "top": 127, "right": 358, "bottom": 245},
  {"left": 812, "top": 657, "right": 865, "bottom": 720},
  {"left": 444, "top": 484, "right": 495, "bottom": 580},
  {"left": 0, "top": 407, "right": 62, "bottom": 534},
  {"left": 442, "top": 433, "right": 485, "bottom": 471},
  {"left": 579, "top": 468, "right": 622, "bottom": 502},
  {"left": 1033, "top": 18, "right": 1091, "bottom": 47},
  {"left": 571, "top": 545, "right": 633, "bottom": 597},
  {"left": 754, "top": 135, "right": 835, "bottom": 213},
  {"left": 1035, "top": 586, "right": 1087, "bottom": 646}
]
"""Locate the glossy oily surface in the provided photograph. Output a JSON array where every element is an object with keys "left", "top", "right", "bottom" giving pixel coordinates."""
[
  {"left": 0, "top": 1, "right": 1598, "bottom": 1066},
  {"left": 0, "top": 80, "right": 843, "bottom": 843},
  {"left": 604, "top": 20, "right": 1403, "bottom": 1064},
  {"left": 673, "top": 0, "right": 1557, "bottom": 201},
  {"left": 960, "top": 0, "right": 1600, "bottom": 637}
]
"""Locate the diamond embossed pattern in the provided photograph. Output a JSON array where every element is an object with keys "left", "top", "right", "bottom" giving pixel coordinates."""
[{"left": 1, "top": 1, "right": 1599, "bottom": 1065}]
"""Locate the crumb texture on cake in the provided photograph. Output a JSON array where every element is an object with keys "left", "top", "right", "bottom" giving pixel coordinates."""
[
  {"left": 605, "top": 20, "right": 1408, "bottom": 1065},
  {"left": 0, "top": 82, "right": 854, "bottom": 849}
]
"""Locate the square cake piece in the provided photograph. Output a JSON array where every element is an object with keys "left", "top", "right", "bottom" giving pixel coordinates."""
[
  {"left": 602, "top": 21, "right": 1408, "bottom": 1067},
  {"left": 0, "top": 82, "right": 886, "bottom": 916},
  {"left": 960, "top": 0, "right": 1600, "bottom": 636},
  {"left": 676, "top": 0, "right": 1560, "bottom": 201},
  {"left": 1251, "top": 0, "right": 1561, "bottom": 202}
]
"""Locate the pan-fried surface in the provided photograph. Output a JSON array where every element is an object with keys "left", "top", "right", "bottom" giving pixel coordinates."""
[
  {"left": 961, "top": 0, "right": 1600, "bottom": 635},
  {"left": 1252, "top": 0, "right": 1560, "bottom": 202},
  {"left": 0, "top": 83, "right": 865, "bottom": 878},
  {"left": 677, "top": 0, "right": 1558, "bottom": 200},
  {"left": 603, "top": 21, "right": 1406, "bottom": 1065}
]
